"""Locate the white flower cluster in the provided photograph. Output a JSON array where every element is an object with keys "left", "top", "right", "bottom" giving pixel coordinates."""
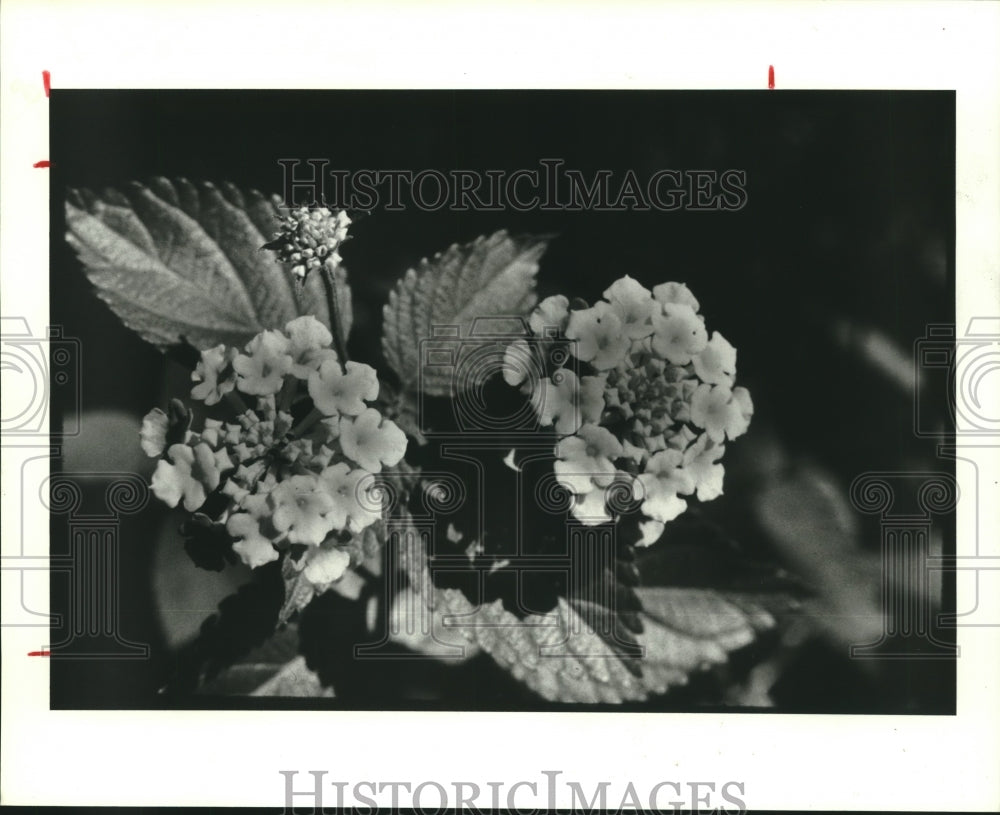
[
  {"left": 142, "top": 316, "right": 406, "bottom": 584},
  {"left": 504, "top": 276, "right": 753, "bottom": 546}
]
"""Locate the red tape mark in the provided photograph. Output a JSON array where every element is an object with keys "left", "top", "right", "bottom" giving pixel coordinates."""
[
  {"left": 33, "top": 160, "right": 51, "bottom": 168},
  {"left": 768, "top": 65, "right": 775, "bottom": 89},
  {"left": 42, "top": 70, "right": 51, "bottom": 97},
  {"left": 27, "top": 650, "right": 51, "bottom": 657}
]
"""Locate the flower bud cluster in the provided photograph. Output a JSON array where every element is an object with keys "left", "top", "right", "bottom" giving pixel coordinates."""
[{"left": 270, "top": 206, "right": 352, "bottom": 284}]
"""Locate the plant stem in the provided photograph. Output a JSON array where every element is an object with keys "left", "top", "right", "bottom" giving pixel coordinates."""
[
  {"left": 277, "top": 374, "right": 298, "bottom": 414},
  {"left": 321, "top": 261, "right": 350, "bottom": 367},
  {"left": 289, "top": 407, "right": 325, "bottom": 439}
]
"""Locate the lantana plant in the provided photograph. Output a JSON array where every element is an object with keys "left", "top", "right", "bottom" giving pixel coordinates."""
[{"left": 67, "top": 180, "right": 779, "bottom": 704}]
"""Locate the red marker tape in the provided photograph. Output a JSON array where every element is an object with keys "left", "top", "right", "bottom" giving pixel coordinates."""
[
  {"left": 33, "top": 160, "right": 50, "bottom": 168},
  {"left": 768, "top": 65, "right": 775, "bottom": 89},
  {"left": 42, "top": 70, "right": 51, "bottom": 97},
  {"left": 27, "top": 650, "right": 51, "bottom": 657}
]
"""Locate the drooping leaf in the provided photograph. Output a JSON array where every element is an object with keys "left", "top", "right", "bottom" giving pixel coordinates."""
[
  {"left": 754, "top": 465, "right": 884, "bottom": 647},
  {"left": 635, "top": 505, "right": 807, "bottom": 594},
  {"left": 279, "top": 556, "right": 319, "bottom": 626},
  {"left": 196, "top": 624, "right": 333, "bottom": 697},
  {"left": 381, "top": 231, "right": 546, "bottom": 395},
  {"left": 161, "top": 559, "right": 285, "bottom": 696},
  {"left": 196, "top": 626, "right": 333, "bottom": 697},
  {"left": 65, "top": 179, "right": 350, "bottom": 354},
  {"left": 391, "top": 511, "right": 776, "bottom": 704},
  {"left": 249, "top": 656, "right": 334, "bottom": 697}
]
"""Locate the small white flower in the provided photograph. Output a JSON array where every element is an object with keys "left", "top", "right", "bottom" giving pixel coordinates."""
[
  {"left": 303, "top": 545, "right": 351, "bottom": 585},
  {"left": 269, "top": 474, "right": 336, "bottom": 546},
  {"left": 689, "top": 383, "right": 753, "bottom": 443},
  {"left": 652, "top": 281, "right": 700, "bottom": 313},
  {"left": 534, "top": 368, "right": 606, "bottom": 436},
  {"left": 191, "top": 344, "right": 238, "bottom": 405},
  {"left": 338, "top": 408, "right": 407, "bottom": 473},
  {"left": 285, "top": 315, "right": 338, "bottom": 379},
  {"left": 570, "top": 485, "right": 613, "bottom": 525},
  {"left": 226, "top": 513, "right": 279, "bottom": 569},
  {"left": 553, "top": 423, "right": 623, "bottom": 495},
  {"left": 139, "top": 408, "right": 169, "bottom": 457},
  {"left": 233, "top": 330, "right": 293, "bottom": 396},
  {"left": 635, "top": 448, "right": 695, "bottom": 523},
  {"left": 692, "top": 331, "right": 737, "bottom": 386},
  {"left": 565, "top": 301, "right": 631, "bottom": 370},
  {"left": 603, "top": 275, "right": 658, "bottom": 339},
  {"left": 636, "top": 519, "right": 665, "bottom": 547},
  {"left": 528, "top": 294, "right": 570, "bottom": 335},
  {"left": 308, "top": 359, "right": 379, "bottom": 417},
  {"left": 651, "top": 302, "right": 708, "bottom": 366},
  {"left": 683, "top": 433, "right": 726, "bottom": 501},
  {"left": 502, "top": 338, "right": 533, "bottom": 387},
  {"left": 150, "top": 442, "right": 233, "bottom": 512},
  {"left": 320, "top": 462, "right": 383, "bottom": 533}
]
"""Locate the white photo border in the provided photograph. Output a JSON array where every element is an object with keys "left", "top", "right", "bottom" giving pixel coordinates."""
[{"left": 1, "top": 0, "right": 997, "bottom": 809}]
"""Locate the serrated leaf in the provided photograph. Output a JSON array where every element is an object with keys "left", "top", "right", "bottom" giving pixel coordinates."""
[
  {"left": 197, "top": 626, "right": 333, "bottom": 697},
  {"left": 65, "top": 179, "right": 351, "bottom": 353},
  {"left": 392, "top": 512, "right": 774, "bottom": 704},
  {"left": 249, "top": 656, "right": 334, "bottom": 697},
  {"left": 162, "top": 559, "right": 285, "bottom": 696},
  {"left": 381, "top": 231, "right": 546, "bottom": 395}
]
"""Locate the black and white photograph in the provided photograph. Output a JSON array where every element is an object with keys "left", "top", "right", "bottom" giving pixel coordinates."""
[
  {"left": 48, "top": 89, "right": 957, "bottom": 712},
  {"left": 2, "top": 2, "right": 998, "bottom": 812}
]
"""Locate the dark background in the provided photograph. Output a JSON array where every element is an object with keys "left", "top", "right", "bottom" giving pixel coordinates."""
[{"left": 49, "top": 90, "right": 955, "bottom": 710}]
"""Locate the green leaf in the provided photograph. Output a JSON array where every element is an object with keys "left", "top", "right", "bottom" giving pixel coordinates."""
[
  {"left": 279, "top": 556, "right": 319, "bottom": 626},
  {"left": 754, "top": 464, "right": 883, "bottom": 647},
  {"left": 65, "top": 179, "right": 351, "bottom": 353},
  {"left": 249, "top": 656, "right": 334, "bottom": 697},
  {"left": 198, "top": 627, "right": 333, "bottom": 697},
  {"left": 161, "top": 559, "right": 285, "bottom": 696},
  {"left": 392, "top": 512, "right": 775, "bottom": 704},
  {"left": 381, "top": 230, "right": 546, "bottom": 395}
]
